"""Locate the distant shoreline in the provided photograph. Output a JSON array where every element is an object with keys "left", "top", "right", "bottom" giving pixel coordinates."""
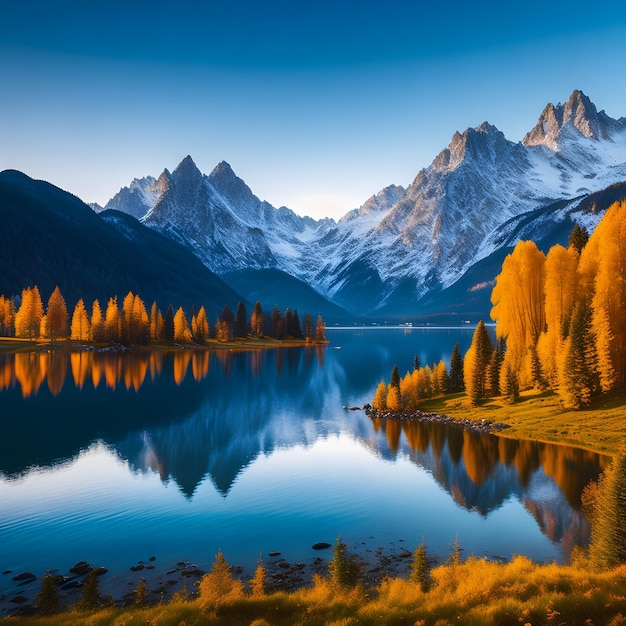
[{"left": 0, "top": 336, "right": 329, "bottom": 355}]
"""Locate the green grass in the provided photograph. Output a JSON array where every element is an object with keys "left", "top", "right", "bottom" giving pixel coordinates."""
[
  {"left": 7, "top": 557, "right": 626, "bottom": 625},
  {"left": 418, "top": 386, "right": 626, "bottom": 456}
]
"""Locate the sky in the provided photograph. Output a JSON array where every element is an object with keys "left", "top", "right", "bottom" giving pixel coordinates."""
[{"left": 2, "top": 0, "right": 626, "bottom": 220}]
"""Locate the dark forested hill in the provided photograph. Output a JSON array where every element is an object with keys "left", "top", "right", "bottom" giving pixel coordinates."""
[{"left": 0, "top": 170, "right": 243, "bottom": 317}]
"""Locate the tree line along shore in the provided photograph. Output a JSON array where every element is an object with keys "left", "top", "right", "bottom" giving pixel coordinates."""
[{"left": 0, "top": 286, "right": 327, "bottom": 348}]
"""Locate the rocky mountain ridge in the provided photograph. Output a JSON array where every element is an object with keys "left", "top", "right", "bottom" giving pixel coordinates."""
[{"left": 98, "top": 90, "right": 626, "bottom": 316}]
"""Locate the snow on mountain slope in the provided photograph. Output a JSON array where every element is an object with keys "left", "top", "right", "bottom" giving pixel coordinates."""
[{"left": 98, "top": 90, "right": 626, "bottom": 315}]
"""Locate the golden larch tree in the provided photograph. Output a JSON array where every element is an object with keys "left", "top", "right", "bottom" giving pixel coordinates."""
[
  {"left": 538, "top": 244, "right": 579, "bottom": 386},
  {"left": 14, "top": 285, "right": 44, "bottom": 339},
  {"left": 372, "top": 381, "right": 387, "bottom": 410},
  {"left": 173, "top": 307, "right": 192, "bottom": 343},
  {"left": 70, "top": 298, "right": 90, "bottom": 341},
  {"left": 104, "top": 296, "right": 120, "bottom": 342},
  {"left": 90, "top": 299, "right": 105, "bottom": 342},
  {"left": 490, "top": 240, "right": 546, "bottom": 382},
  {"left": 46, "top": 286, "right": 69, "bottom": 343},
  {"left": 585, "top": 200, "right": 626, "bottom": 387},
  {"left": 192, "top": 305, "right": 209, "bottom": 343},
  {"left": 0, "top": 296, "right": 15, "bottom": 336}
]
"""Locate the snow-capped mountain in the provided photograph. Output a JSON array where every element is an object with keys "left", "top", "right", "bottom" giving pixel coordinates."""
[{"left": 100, "top": 90, "right": 626, "bottom": 316}]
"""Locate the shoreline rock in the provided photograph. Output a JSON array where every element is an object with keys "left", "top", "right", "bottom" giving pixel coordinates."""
[{"left": 364, "top": 406, "right": 509, "bottom": 435}]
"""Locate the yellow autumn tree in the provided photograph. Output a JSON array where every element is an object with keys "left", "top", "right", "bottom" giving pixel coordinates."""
[
  {"left": 0, "top": 295, "right": 15, "bottom": 336},
  {"left": 70, "top": 298, "right": 90, "bottom": 341},
  {"left": 386, "top": 384, "right": 402, "bottom": 411},
  {"left": 104, "top": 296, "right": 120, "bottom": 342},
  {"left": 372, "top": 381, "right": 387, "bottom": 410},
  {"left": 90, "top": 299, "right": 105, "bottom": 342},
  {"left": 46, "top": 286, "right": 69, "bottom": 343},
  {"left": 538, "top": 244, "right": 579, "bottom": 386},
  {"left": 585, "top": 200, "right": 626, "bottom": 388},
  {"left": 132, "top": 294, "right": 149, "bottom": 344},
  {"left": 192, "top": 305, "right": 209, "bottom": 343},
  {"left": 149, "top": 301, "right": 161, "bottom": 341},
  {"left": 490, "top": 240, "right": 546, "bottom": 384},
  {"left": 173, "top": 306, "right": 192, "bottom": 343},
  {"left": 14, "top": 285, "right": 44, "bottom": 339},
  {"left": 399, "top": 371, "right": 418, "bottom": 411}
]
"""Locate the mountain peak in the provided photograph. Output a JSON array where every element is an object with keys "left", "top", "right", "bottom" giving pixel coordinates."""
[
  {"left": 173, "top": 155, "right": 200, "bottom": 175},
  {"left": 170, "top": 155, "right": 203, "bottom": 190},
  {"left": 523, "top": 90, "right": 615, "bottom": 149}
]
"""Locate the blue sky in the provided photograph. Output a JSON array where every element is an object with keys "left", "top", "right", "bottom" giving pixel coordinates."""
[{"left": 2, "top": 0, "right": 626, "bottom": 219}]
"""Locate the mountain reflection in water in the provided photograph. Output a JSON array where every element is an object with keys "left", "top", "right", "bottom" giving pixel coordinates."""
[{"left": 0, "top": 336, "right": 610, "bottom": 565}]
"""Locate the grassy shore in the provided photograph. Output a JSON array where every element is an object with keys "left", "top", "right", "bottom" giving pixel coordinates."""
[
  {"left": 0, "top": 336, "right": 328, "bottom": 355},
  {"left": 417, "top": 386, "right": 626, "bottom": 457},
  {"left": 7, "top": 557, "right": 626, "bottom": 625}
]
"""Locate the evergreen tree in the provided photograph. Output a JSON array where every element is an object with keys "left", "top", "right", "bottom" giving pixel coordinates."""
[
  {"left": 501, "top": 360, "right": 519, "bottom": 404},
  {"left": 303, "top": 313, "right": 313, "bottom": 340},
  {"left": 568, "top": 222, "right": 589, "bottom": 253},
  {"left": 593, "top": 306, "right": 617, "bottom": 393},
  {"left": 163, "top": 304, "right": 175, "bottom": 342},
  {"left": 557, "top": 301, "right": 596, "bottom": 408},
  {"left": 235, "top": 301, "right": 248, "bottom": 338},
  {"left": 448, "top": 342, "right": 464, "bottom": 392},
  {"left": 464, "top": 321, "right": 493, "bottom": 405},
  {"left": 328, "top": 537, "right": 361, "bottom": 588},
  {"left": 77, "top": 568, "right": 100, "bottom": 610},
  {"left": 315, "top": 313, "right": 326, "bottom": 341},
  {"left": 220, "top": 304, "right": 235, "bottom": 338},
  {"left": 589, "top": 451, "right": 626, "bottom": 568},
  {"left": 389, "top": 364, "right": 401, "bottom": 390},
  {"left": 525, "top": 344, "right": 546, "bottom": 390},
  {"left": 198, "top": 550, "right": 244, "bottom": 608},
  {"left": 250, "top": 301, "right": 264, "bottom": 337},
  {"left": 447, "top": 534, "right": 463, "bottom": 567},
  {"left": 485, "top": 341, "right": 503, "bottom": 396},
  {"left": 271, "top": 305, "right": 283, "bottom": 339},
  {"left": 290, "top": 309, "right": 304, "bottom": 339},
  {"left": 37, "top": 571, "right": 60, "bottom": 615},
  {"left": 409, "top": 540, "right": 431, "bottom": 592},
  {"left": 249, "top": 553, "right": 266, "bottom": 597}
]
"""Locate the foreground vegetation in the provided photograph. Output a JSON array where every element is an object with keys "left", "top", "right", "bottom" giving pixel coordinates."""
[{"left": 8, "top": 554, "right": 626, "bottom": 625}]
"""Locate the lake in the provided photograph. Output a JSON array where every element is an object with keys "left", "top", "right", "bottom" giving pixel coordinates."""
[{"left": 0, "top": 327, "right": 609, "bottom": 604}]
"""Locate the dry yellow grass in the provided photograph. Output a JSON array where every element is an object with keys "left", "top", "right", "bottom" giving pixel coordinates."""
[{"left": 419, "top": 386, "right": 626, "bottom": 456}]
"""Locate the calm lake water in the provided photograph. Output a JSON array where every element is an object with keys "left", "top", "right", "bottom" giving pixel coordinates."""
[{"left": 0, "top": 327, "right": 609, "bottom": 597}]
